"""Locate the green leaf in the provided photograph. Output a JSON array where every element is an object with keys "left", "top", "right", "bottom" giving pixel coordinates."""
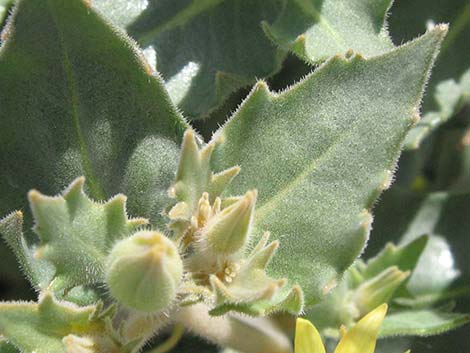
[
  {"left": 126, "top": 0, "right": 286, "bottom": 119},
  {"left": 0, "top": 292, "right": 104, "bottom": 353},
  {"left": 0, "top": 211, "right": 54, "bottom": 290},
  {"left": 361, "top": 236, "right": 428, "bottom": 280},
  {"left": 389, "top": 0, "right": 470, "bottom": 149},
  {"left": 29, "top": 177, "right": 147, "bottom": 292},
  {"left": 263, "top": 0, "right": 394, "bottom": 62},
  {"left": 0, "top": 0, "right": 187, "bottom": 228},
  {"left": 211, "top": 27, "right": 446, "bottom": 305},
  {"left": 380, "top": 309, "right": 470, "bottom": 337},
  {"left": 369, "top": 189, "right": 470, "bottom": 301},
  {"left": 303, "top": 238, "right": 427, "bottom": 334}
]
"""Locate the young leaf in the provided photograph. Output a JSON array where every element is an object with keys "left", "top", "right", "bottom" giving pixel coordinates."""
[
  {"left": 0, "top": 0, "right": 187, "bottom": 227},
  {"left": 0, "top": 211, "right": 54, "bottom": 290},
  {"left": 380, "top": 309, "right": 470, "bottom": 337},
  {"left": 0, "top": 292, "right": 105, "bottom": 353},
  {"left": 211, "top": 27, "right": 446, "bottom": 305},
  {"left": 29, "top": 177, "right": 147, "bottom": 292},
  {"left": 263, "top": 0, "right": 394, "bottom": 62},
  {"left": 303, "top": 238, "right": 426, "bottom": 334},
  {"left": 126, "top": 0, "right": 287, "bottom": 119}
]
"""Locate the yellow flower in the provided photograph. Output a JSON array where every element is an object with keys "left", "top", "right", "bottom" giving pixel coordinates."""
[{"left": 295, "top": 304, "right": 397, "bottom": 353}]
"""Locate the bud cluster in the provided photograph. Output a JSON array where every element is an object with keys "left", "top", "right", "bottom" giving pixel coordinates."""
[
  {"left": 104, "top": 129, "right": 302, "bottom": 316},
  {"left": 167, "top": 130, "right": 303, "bottom": 315}
]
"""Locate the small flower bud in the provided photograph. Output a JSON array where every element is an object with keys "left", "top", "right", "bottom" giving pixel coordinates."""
[
  {"left": 352, "top": 266, "right": 409, "bottom": 317},
  {"left": 105, "top": 231, "right": 183, "bottom": 312},
  {"left": 203, "top": 190, "right": 257, "bottom": 255}
]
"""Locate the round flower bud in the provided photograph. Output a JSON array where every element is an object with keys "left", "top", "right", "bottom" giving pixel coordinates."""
[{"left": 105, "top": 230, "right": 183, "bottom": 312}]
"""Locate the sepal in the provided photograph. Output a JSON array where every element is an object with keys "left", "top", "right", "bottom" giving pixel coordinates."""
[
  {"left": 208, "top": 233, "right": 303, "bottom": 316},
  {"left": 202, "top": 190, "right": 257, "bottom": 256},
  {"left": 351, "top": 267, "right": 410, "bottom": 317}
]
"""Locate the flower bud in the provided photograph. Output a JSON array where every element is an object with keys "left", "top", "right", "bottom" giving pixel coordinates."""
[
  {"left": 105, "top": 231, "right": 183, "bottom": 312},
  {"left": 352, "top": 266, "right": 409, "bottom": 317},
  {"left": 203, "top": 190, "right": 257, "bottom": 255}
]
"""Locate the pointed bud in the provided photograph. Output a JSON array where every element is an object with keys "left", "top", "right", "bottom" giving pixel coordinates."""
[
  {"left": 352, "top": 266, "right": 410, "bottom": 317},
  {"left": 209, "top": 166, "right": 241, "bottom": 200},
  {"left": 203, "top": 190, "right": 257, "bottom": 255},
  {"left": 105, "top": 231, "right": 183, "bottom": 312}
]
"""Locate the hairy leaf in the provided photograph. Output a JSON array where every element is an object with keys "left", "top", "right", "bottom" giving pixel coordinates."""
[
  {"left": 0, "top": 0, "right": 187, "bottom": 229},
  {"left": 126, "top": 0, "right": 286, "bottom": 119},
  {"left": 29, "top": 177, "right": 146, "bottom": 291},
  {"left": 380, "top": 309, "right": 470, "bottom": 337},
  {"left": 211, "top": 27, "right": 446, "bottom": 304},
  {"left": 0, "top": 293, "right": 104, "bottom": 353},
  {"left": 0, "top": 211, "right": 54, "bottom": 290},
  {"left": 389, "top": 0, "right": 470, "bottom": 149},
  {"left": 263, "top": 0, "right": 394, "bottom": 62}
]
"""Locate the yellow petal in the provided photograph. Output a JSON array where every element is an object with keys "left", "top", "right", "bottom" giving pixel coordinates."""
[
  {"left": 295, "top": 318, "right": 326, "bottom": 353},
  {"left": 334, "top": 304, "right": 388, "bottom": 353}
]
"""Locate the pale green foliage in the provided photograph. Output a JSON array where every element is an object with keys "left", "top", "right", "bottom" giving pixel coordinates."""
[
  {"left": 168, "top": 130, "right": 303, "bottom": 316},
  {"left": 29, "top": 177, "right": 147, "bottom": 292},
  {"left": 0, "top": 0, "right": 468, "bottom": 352},
  {"left": 211, "top": 27, "right": 446, "bottom": 305},
  {"left": 380, "top": 310, "right": 470, "bottom": 337},
  {"left": 125, "top": 0, "right": 286, "bottom": 119},
  {"left": 305, "top": 238, "right": 425, "bottom": 335},
  {"left": 0, "top": 0, "right": 187, "bottom": 226},
  {"left": 0, "top": 292, "right": 111, "bottom": 353},
  {"left": 264, "top": 0, "right": 394, "bottom": 62}
]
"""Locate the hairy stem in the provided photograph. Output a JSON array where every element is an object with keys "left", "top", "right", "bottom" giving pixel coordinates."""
[{"left": 174, "top": 303, "right": 293, "bottom": 353}]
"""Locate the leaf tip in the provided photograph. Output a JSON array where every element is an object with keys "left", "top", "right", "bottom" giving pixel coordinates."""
[
  {"left": 27, "top": 189, "right": 42, "bottom": 204},
  {"left": 254, "top": 80, "right": 270, "bottom": 93}
]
